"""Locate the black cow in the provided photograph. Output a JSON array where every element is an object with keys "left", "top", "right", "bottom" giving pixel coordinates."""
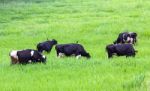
[
  {"left": 106, "top": 44, "right": 137, "bottom": 58},
  {"left": 10, "top": 49, "right": 46, "bottom": 64},
  {"left": 114, "top": 32, "right": 137, "bottom": 44},
  {"left": 37, "top": 39, "right": 57, "bottom": 53},
  {"left": 55, "top": 43, "right": 91, "bottom": 59}
]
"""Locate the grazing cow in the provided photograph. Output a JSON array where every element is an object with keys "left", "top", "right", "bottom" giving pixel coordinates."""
[
  {"left": 37, "top": 39, "right": 57, "bottom": 53},
  {"left": 55, "top": 43, "right": 91, "bottom": 59},
  {"left": 106, "top": 44, "right": 137, "bottom": 58},
  {"left": 10, "top": 49, "right": 46, "bottom": 64},
  {"left": 114, "top": 32, "right": 137, "bottom": 44}
]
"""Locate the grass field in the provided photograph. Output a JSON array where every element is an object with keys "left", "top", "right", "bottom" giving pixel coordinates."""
[{"left": 0, "top": 0, "right": 150, "bottom": 91}]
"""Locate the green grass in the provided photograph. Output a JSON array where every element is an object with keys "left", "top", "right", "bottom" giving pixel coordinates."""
[{"left": 0, "top": 0, "right": 150, "bottom": 91}]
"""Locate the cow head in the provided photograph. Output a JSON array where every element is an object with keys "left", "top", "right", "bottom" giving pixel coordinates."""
[
  {"left": 33, "top": 51, "right": 47, "bottom": 63},
  {"left": 10, "top": 50, "right": 19, "bottom": 64},
  {"left": 52, "top": 39, "right": 57, "bottom": 45},
  {"left": 48, "top": 39, "right": 57, "bottom": 45},
  {"left": 130, "top": 33, "right": 137, "bottom": 38},
  {"left": 85, "top": 52, "right": 91, "bottom": 59}
]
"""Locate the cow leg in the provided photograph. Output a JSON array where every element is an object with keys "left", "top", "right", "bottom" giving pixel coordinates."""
[
  {"left": 47, "top": 47, "right": 52, "bottom": 53},
  {"left": 46, "top": 49, "right": 51, "bottom": 53},
  {"left": 75, "top": 52, "right": 82, "bottom": 59},
  {"left": 56, "top": 50, "right": 59, "bottom": 57},
  {"left": 58, "top": 53, "right": 65, "bottom": 58},
  {"left": 76, "top": 55, "right": 81, "bottom": 59},
  {"left": 107, "top": 51, "right": 113, "bottom": 58},
  {"left": 47, "top": 51, "right": 51, "bottom": 53},
  {"left": 28, "top": 60, "right": 32, "bottom": 63},
  {"left": 19, "top": 60, "right": 28, "bottom": 64},
  {"left": 131, "top": 53, "right": 135, "bottom": 57},
  {"left": 37, "top": 45, "right": 43, "bottom": 53},
  {"left": 11, "top": 57, "right": 15, "bottom": 64},
  {"left": 126, "top": 53, "right": 135, "bottom": 58},
  {"left": 108, "top": 54, "right": 113, "bottom": 58},
  {"left": 126, "top": 55, "right": 131, "bottom": 58},
  {"left": 56, "top": 50, "right": 62, "bottom": 57},
  {"left": 37, "top": 46, "right": 42, "bottom": 53},
  {"left": 132, "top": 54, "right": 135, "bottom": 57}
]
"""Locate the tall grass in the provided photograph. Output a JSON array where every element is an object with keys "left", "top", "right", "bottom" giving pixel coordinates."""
[{"left": 0, "top": 0, "right": 150, "bottom": 91}]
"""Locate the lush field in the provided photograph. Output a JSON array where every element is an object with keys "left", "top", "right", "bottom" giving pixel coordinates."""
[{"left": 0, "top": 0, "right": 150, "bottom": 91}]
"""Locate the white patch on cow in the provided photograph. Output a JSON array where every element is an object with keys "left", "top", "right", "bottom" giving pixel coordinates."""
[
  {"left": 130, "top": 38, "right": 133, "bottom": 44},
  {"left": 127, "top": 37, "right": 131, "bottom": 42},
  {"left": 76, "top": 55, "right": 81, "bottom": 59},
  {"left": 58, "top": 53, "right": 65, "bottom": 58},
  {"left": 42, "top": 55, "right": 46, "bottom": 59},
  {"left": 31, "top": 51, "right": 34, "bottom": 57},
  {"left": 10, "top": 50, "right": 18, "bottom": 60},
  {"left": 28, "top": 60, "right": 32, "bottom": 63}
]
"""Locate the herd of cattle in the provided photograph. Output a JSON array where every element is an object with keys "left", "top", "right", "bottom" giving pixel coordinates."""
[{"left": 9, "top": 32, "right": 138, "bottom": 64}]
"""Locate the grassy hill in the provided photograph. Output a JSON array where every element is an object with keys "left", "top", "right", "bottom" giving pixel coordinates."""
[{"left": 0, "top": 0, "right": 150, "bottom": 91}]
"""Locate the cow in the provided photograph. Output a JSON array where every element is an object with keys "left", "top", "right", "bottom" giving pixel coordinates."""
[
  {"left": 106, "top": 44, "right": 137, "bottom": 58},
  {"left": 55, "top": 43, "right": 91, "bottom": 59},
  {"left": 114, "top": 32, "right": 137, "bottom": 45},
  {"left": 37, "top": 39, "right": 57, "bottom": 53},
  {"left": 10, "top": 49, "right": 46, "bottom": 64}
]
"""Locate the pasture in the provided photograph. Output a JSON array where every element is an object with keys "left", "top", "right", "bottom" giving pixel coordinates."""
[{"left": 0, "top": 0, "right": 150, "bottom": 90}]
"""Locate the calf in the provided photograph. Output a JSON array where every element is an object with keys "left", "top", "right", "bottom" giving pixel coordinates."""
[
  {"left": 10, "top": 49, "right": 46, "bottom": 64},
  {"left": 55, "top": 43, "right": 91, "bottom": 59},
  {"left": 106, "top": 44, "right": 137, "bottom": 58},
  {"left": 37, "top": 39, "right": 57, "bottom": 53},
  {"left": 114, "top": 32, "right": 137, "bottom": 44}
]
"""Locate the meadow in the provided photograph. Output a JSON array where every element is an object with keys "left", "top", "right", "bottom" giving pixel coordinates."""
[{"left": 0, "top": 0, "right": 150, "bottom": 91}]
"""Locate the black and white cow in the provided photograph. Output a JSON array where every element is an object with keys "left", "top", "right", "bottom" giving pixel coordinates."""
[
  {"left": 55, "top": 43, "right": 91, "bottom": 59},
  {"left": 10, "top": 49, "right": 46, "bottom": 64},
  {"left": 37, "top": 39, "right": 57, "bottom": 53},
  {"left": 114, "top": 32, "right": 137, "bottom": 44},
  {"left": 106, "top": 44, "right": 137, "bottom": 58}
]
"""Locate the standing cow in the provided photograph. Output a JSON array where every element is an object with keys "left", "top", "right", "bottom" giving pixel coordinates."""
[
  {"left": 106, "top": 44, "right": 137, "bottom": 58},
  {"left": 55, "top": 43, "right": 91, "bottom": 59},
  {"left": 114, "top": 32, "right": 137, "bottom": 44},
  {"left": 10, "top": 49, "right": 46, "bottom": 64},
  {"left": 37, "top": 39, "right": 57, "bottom": 53}
]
